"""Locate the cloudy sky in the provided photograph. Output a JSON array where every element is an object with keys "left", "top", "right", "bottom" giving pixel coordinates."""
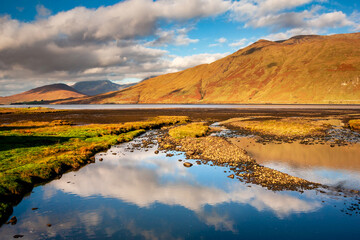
[{"left": 0, "top": 0, "right": 359, "bottom": 96}]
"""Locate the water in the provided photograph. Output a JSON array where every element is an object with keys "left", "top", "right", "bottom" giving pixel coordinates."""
[
  {"left": 1, "top": 132, "right": 360, "bottom": 239},
  {"left": 2, "top": 104, "right": 360, "bottom": 110}
]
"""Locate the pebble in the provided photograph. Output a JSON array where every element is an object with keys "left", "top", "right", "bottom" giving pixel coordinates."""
[{"left": 183, "top": 162, "right": 193, "bottom": 167}]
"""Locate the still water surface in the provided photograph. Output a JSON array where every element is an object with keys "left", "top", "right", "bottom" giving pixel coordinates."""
[
  {"left": 2, "top": 104, "right": 360, "bottom": 110},
  {"left": 1, "top": 132, "right": 360, "bottom": 239}
]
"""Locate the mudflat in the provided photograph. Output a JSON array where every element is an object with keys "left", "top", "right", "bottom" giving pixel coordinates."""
[{"left": 2, "top": 107, "right": 360, "bottom": 125}]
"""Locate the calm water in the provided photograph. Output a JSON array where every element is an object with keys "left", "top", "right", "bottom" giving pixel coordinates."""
[
  {"left": 1, "top": 132, "right": 360, "bottom": 239},
  {"left": 2, "top": 104, "right": 360, "bottom": 110}
]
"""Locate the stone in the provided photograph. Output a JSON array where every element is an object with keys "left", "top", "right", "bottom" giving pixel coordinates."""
[
  {"left": 8, "top": 216, "right": 17, "bottom": 225},
  {"left": 183, "top": 162, "right": 193, "bottom": 168},
  {"left": 227, "top": 174, "right": 234, "bottom": 179}
]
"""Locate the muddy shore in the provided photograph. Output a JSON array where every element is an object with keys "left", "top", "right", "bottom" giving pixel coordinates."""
[{"left": 2, "top": 108, "right": 360, "bottom": 125}]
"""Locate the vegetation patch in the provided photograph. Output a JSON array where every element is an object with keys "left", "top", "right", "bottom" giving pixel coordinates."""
[
  {"left": 169, "top": 122, "right": 209, "bottom": 139},
  {"left": 349, "top": 119, "right": 360, "bottom": 130},
  {"left": 0, "top": 115, "right": 189, "bottom": 223},
  {"left": 0, "top": 107, "right": 65, "bottom": 115},
  {"left": 222, "top": 118, "right": 329, "bottom": 138}
]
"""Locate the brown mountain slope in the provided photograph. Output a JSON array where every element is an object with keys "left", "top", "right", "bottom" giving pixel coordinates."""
[
  {"left": 0, "top": 83, "right": 87, "bottom": 104},
  {"left": 59, "top": 32, "right": 360, "bottom": 104}
]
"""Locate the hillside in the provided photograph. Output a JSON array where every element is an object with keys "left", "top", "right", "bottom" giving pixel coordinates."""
[
  {"left": 60, "top": 32, "right": 360, "bottom": 104},
  {"left": 72, "top": 80, "right": 135, "bottom": 96},
  {"left": 0, "top": 83, "right": 87, "bottom": 104}
]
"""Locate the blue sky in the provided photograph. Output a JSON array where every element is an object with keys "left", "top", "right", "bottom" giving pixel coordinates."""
[{"left": 0, "top": 0, "right": 359, "bottom": 96}]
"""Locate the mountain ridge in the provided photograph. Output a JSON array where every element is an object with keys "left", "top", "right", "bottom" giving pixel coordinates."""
[
  {"left": 56, "top": 32, "right": 360, "bottom": 104},
  {"left": 0, "top": 83, "right": 87, "bottom": 104}
]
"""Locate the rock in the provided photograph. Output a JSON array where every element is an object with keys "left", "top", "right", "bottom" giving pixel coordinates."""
[
  {"left": 112, "top": 153, "right": 117, "bottom": 155},
  {"left": 227, "top": 174, "right": 234, "bottom": 179},
  {"left": 99, "top": 158, "right": 103, "bottom": 161},
  {"left": 186, "top": 151, "right": 195, "bottom": 156},
  {"left": 47, "top": 224, "right": 52, "bottom": 227},
  {"left": 13, "top": 235, "right": 24, "bottom": 238},
  {"left": 154, "top": 150, "right": 159, "bottom": 154},
  {"left": 166, "top": 153, "right": 174, "bottom": 157},
  {"left": 183, "top": 162, "right": 193, "bottom": 168},
  {"left": 178, "top": 159, "right": 182, "bottom": 162},
  {"left": 7, "top": 216, "right": 17, "bottom": 225},
  {"left": 31, "top": 208, "right": 38, "bottom": 210}
]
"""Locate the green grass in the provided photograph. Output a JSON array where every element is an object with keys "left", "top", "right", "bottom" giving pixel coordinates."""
[
  {"left": 0, "top": 115, "right": 189, "bottom": 222},
  {"left": 169, "top": 122, "right": 209, "bottom": 139}
]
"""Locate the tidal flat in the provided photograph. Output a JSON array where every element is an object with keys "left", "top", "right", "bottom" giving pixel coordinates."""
[{"left": 1, "top": 107, "right": 360, "bottom": 239}]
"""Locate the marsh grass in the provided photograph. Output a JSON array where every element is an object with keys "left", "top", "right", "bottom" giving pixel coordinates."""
[
  {"left": 169, "top": 122, "right": 209, "bottom": 139},
  {"left": 349, "top": 119, "right": 360, "bottom": 130},
  {"left": 222, "top": 118, "right": 327, "bottom": 138},
  {"left": 0, "top": 107, "right": 64, "bottom": 114},
  {"left": 0, "top": 115, "right": 189, "bottom": 222}
]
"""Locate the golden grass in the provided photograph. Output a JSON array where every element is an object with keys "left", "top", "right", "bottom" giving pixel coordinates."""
[
  {"left": 223, "top": 118, "right": 327, "bottom": 137},
  {"left": 169, "top": 122, "right": 209, "bottom": 139},
  {"left": 349, "top": 119, "right": 360, "bottom": 130},
  {"left": 0, "top": 107, "right": 64, "bottom": 114}
]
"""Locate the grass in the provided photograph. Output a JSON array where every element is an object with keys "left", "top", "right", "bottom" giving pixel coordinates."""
[
  {"left": 349, "top": 119, "right": 360, "bottom": 130},
  {"left": 169, "top": 122, "right": 209, "bottom": 139},
  {"left": 0, "top": 107, "right": 65, "bottom": 114},
  {"left": 0, "top": 115, "right": 189, "bottom": 222},
  {"left": 222, "top": 118, "right": 327, "bottom": 138}
]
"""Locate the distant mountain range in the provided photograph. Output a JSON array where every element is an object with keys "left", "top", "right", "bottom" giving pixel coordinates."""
[
  {"left": 71, "top": 80, "right": 136, "bottom": 96},
  {"left": 0, "top": 80, "right": 135, "bottom": 104},
  {"left": 57, "top": 32, "right": 360, "bottom": 104},
  {"left": 2, "top": 32, "right": 360, "bottom": 105},
  {"left": 0, "top": 83, "right": 86, "bottom": 104}
]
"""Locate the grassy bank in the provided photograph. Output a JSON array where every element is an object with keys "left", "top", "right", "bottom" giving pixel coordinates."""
[
  {"left": 0, "top": 116, "right": 189, "bottom": 223},
  {"left": 222, "top": 117, "right": 330, "bottom": 139},
  {"left": 168, "top": 122, "right": 209, "bottom": 139},
  {"left": 0, "top": 107, "right": 65, "bottom": 115}
]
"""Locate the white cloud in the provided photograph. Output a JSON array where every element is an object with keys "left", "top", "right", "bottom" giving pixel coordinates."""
[
  {"left": 0, "top": 0, "right": 232, "bottom": 96},
  {"left": 169, "top": 52, "right": 229, "bottom": 70},
  {"left": 217, "top": 37, "right": 227, "bottom": 43},
  {"left": 36, "top": 4, "right": 52, "bottom": 19},
  {"left": 229, "top": 0, "right": 356, "bottom": 42},
  {"left": 229, "top": 38, "right": 248, "bottom": 48}
]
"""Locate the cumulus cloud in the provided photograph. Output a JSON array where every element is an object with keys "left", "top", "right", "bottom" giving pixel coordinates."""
[
  {"left": 0, "top": 0, "right": 231, "bottom": 96},
  {"left": 146, "top": 28, "right": 199, "bottom": 47},
  {"left": 36, "top": 4, "right": 52, "bottom": 19},
  {"left": 217, "top": 37, "right": 227, "bottom": 43},
  {"left": 169, "top": 52, "right": 229, "bottom": 70},
  {"left": 229, "top": 38, "right": 248, "bottom": 48},
  {"left": 230, "top": 0, "right": 357, "bottom": 41}
]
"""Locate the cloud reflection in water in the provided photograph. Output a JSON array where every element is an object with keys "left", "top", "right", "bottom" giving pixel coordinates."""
[{"left": 50, "top": 144, "right": 321, "bottom": 220}]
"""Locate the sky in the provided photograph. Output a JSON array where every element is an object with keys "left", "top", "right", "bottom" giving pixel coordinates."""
[{"left": 0, "top": 0, "right": 359, "bottom": 96}]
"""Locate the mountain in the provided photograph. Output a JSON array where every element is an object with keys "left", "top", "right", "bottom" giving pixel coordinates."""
[
  {"left": 71, "top": 80, "right": 136, "bottom": 96},
  {"left": 0, "top": 83, "right": 87, "bottom": 104},
  {"left": 60, "top": 32, "right": 360, "bottom": 104}
]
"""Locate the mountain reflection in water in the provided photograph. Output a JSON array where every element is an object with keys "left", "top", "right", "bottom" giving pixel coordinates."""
[
  {"left": 232, "top": 137, "right": 360, "bottom": 189},
  {"left": 1, "top": 132, "right": 359, "bottom": 239}
]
